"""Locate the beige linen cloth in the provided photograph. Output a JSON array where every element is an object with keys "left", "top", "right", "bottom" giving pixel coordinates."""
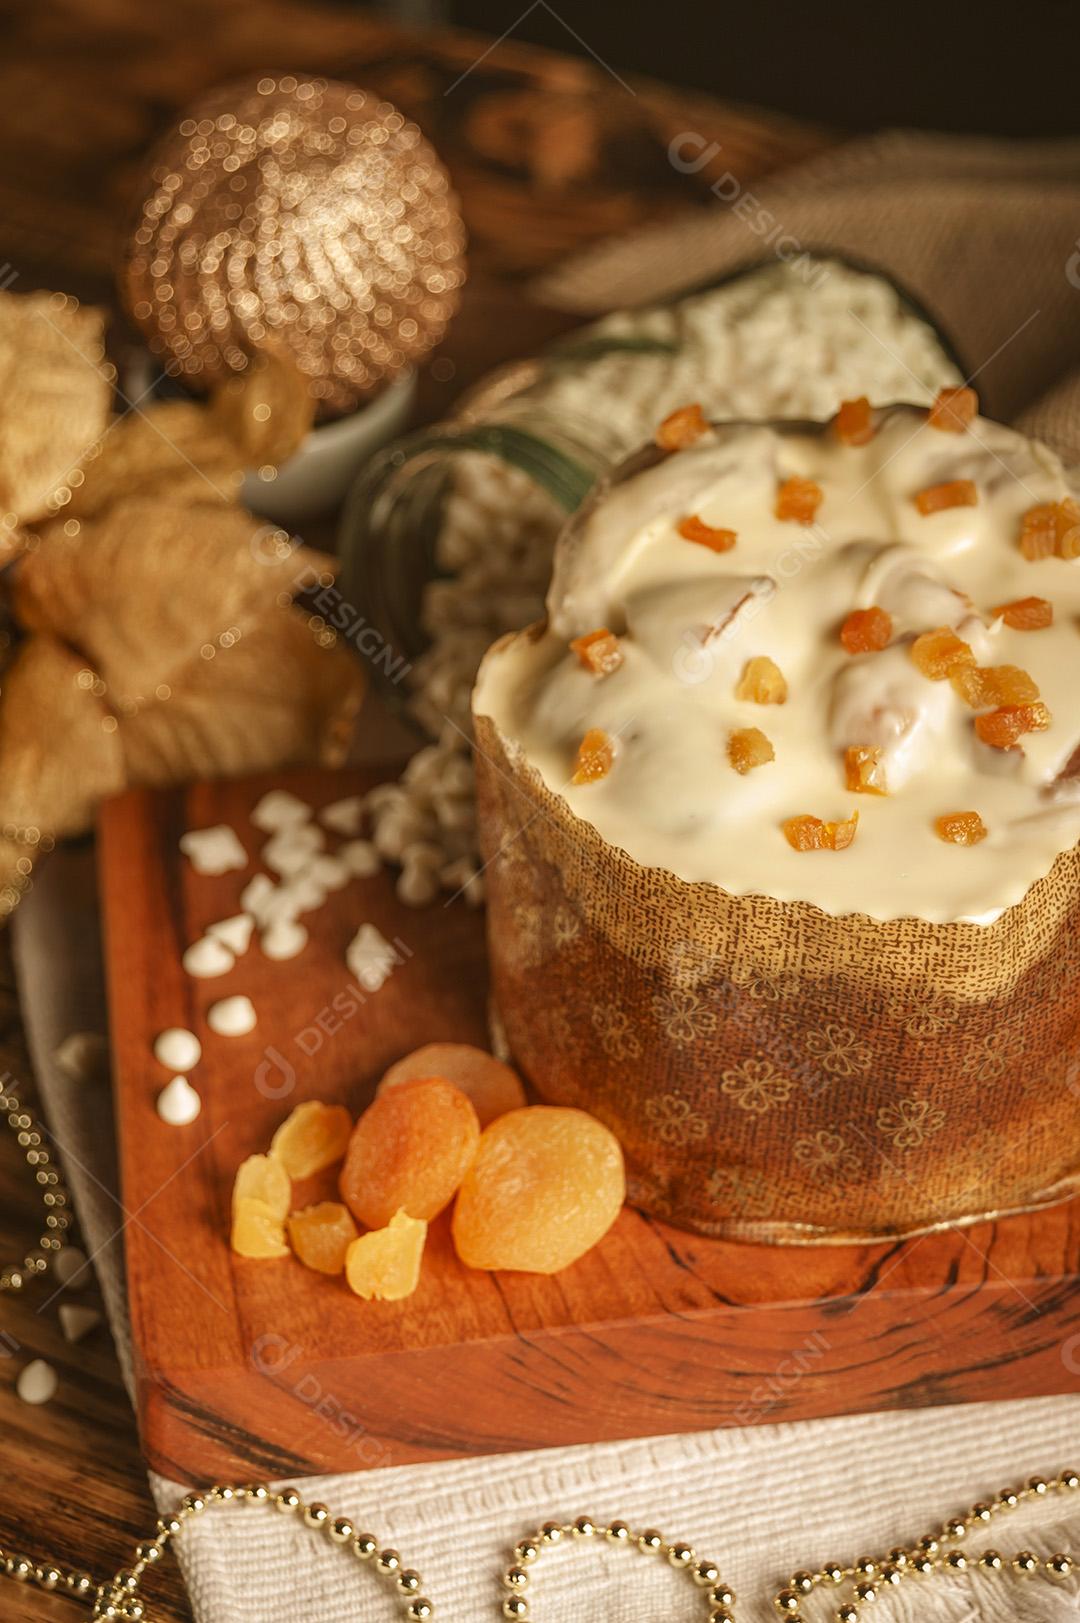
[{"left": 12, "top": 130, "right": 1080, "bottom": 1621}]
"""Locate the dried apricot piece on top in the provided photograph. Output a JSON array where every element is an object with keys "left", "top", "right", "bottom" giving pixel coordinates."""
[
  {"left": 936, "top": 811, "right": 988, "bottom": 845},
  {"left": 992, "top": 596, "right": 1053, "bottom": 630},
  {"left": 571, "top": 728, "right": 615, "bottom": 785},
  {"left": 735, "top": 655, "right": 787, "bottom": 704},
  {"left": 569, "top": 628, "right": 623, "bottom": 677},
  {"left": 270, "top": 1101, "right": 353, "bottom": 1179},
  {"left": 782, "top": 811, "right": 859, "bottom": 852},
  {"left": 677, "top": 514, "right": 737, "bottom": 552},
  {"left": 840, "top": 606, "right": 892, "bottom": 654},
  {"left": 844, "top": 745, "right": 887, "bottom": 795},
  {"left": 232, "top": 1153, "right": 290, "bottom": 1221},
  {"left": 950, "top": 664, "right": 1039, "bottom": 709},
  {"left": 288, "top": 1202, "right": 358, "bottom": 1275},
  {"left": 728, "top": 727, "right": 774, "bottom": 774},
  {"left": 1018, "top": 498, "right": 1080, "bottom": 560},
  {"left": 913, "top": 479, "right": 977, "bottom": 515},
  {"left": 910, "top": 626, "right": 975, "bottom": 680},
  {"left": 345, "top": 1210, "right": 427, "bottom": 1302},
  {"left": 378, "top": 1043, "right": 526, "bottom": 1128},
  {"left": 775, "top": 476, "right": 823, "bottom": 525},
  {"left": 231, "top": 1199, "right": 289, "bottom": 1260},
  {"left": 340, "top": 1076, "right": 480, "bottom": 1229},
  {"left": 655, "top": 403, "right": 708, "bottom": 451},
  {"left": 452, "top": 1106, "right": 625, "bottom": 1275},
  {"left": 927, "top": 387, "right": 977, "bottom": 433},
  {"left": 975, "top": 702, "right": 1051, "bottom": 749},
  {"left": 834, "top": 396, "right": 875, "bottom": 446}
]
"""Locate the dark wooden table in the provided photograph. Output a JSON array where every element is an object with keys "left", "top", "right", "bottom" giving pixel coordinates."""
[{"left": 0, "top": 2, "right": 827, "bottom": 1615}]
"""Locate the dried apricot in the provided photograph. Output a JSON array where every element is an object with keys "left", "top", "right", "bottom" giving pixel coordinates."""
[
  {"left": 735, "top": 655, "right": 787, "bottom": 704},
  {"left": 992, "top": 596, "right": 1053, "bottom": 630},
  {"left": 270, "top": 1101, "right": 353, "bottom": 1179},
  {"left": 655, "top": 402, "right": 708, "bottom": 451},
  {"left": 844, "top": 745, "right": 888, "bottom": 795},
  {"left": 927, "top": 387, "right": 977, "bottom": 433},
  {"left": 340, "top": 1076, "right": 480, "bottom": 1229},
  {"left": 775, "top": 476, "right": 823, "bottom": 524},
  {"left": 452, "top": 1107, "right": 625, "bottom": 1275},
  {"left": 727, "top": 727, "right": 774, "bottom": 774},
  {"left": 840, "top": 606, "right": 892, "bottom": 654},
  {"left": 288, "top": 1202, "right": 358, "bottom": 1275},
  {"left": 910, "top": 626, "right": 975, "bottom": 680},
  {"left": 345, "top": 1210, "right": 426, "bottom": 1301},
  {"left": 232, "top": 1153, "right": 291, "bottom": 1220},
  {"left": 677, "top": 514, "right": 737, "bottom": 552},
  {"left": 782, "top": 811, "right": 859, "bottom": 852},
  {"left": 834, "top": 396, "right": 875, "bottom": 446},
  {"left": 913, "top": 478, "right": 977, "bottom": 515},
  {"left": 1018, "top": 498, "right": 1080, "bottom": 560},
  {"left": 378, "top": 1043, "right": 526, "bottom": 1128},
  {"left": 975, "top": 702, "right": 1051, "bottom": 749},
  {"left": 936, "top": 811, "right": 988, "bottom": 845},
  {"left": 231, "top": 1198, "right": 289, "bottom": 1259},
  {"left": 571, "top": 728, "right": 614, "bottom": 785},
  {"left": 950, "top": 664, "right": 1039, "bottom": 709},
  {"left": 570, "top": 628, "right": 623, "bottom": 677}
]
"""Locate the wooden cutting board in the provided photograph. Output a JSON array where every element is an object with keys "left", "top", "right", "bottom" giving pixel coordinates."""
[{"left": 99, "top": 766, "right": 1080, "bottom": 1484}]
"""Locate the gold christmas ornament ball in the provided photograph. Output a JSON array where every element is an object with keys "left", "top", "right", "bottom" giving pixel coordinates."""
[{"left": 121, "top": 73, "right": 466, "bottom": 414}]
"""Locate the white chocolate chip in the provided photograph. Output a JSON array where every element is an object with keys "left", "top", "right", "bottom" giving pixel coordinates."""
[
  {"left": 271, "top": 871, "right": 326, "bottom": 917},
  {"left": 179, "top": 825, "right": 247, "bottom": 875},
  {"left": 306, "top": 854, "right": 350, "bottom": 891},
  {"left": 156, "top": 1076, "right": 202, "bottom": 1125},
  {"left": 263, "top": 824, "right": 325, "bottom": 876},
  {"left": 59, "top": 1304, "right": 102, "bottom": 1344},
  {"left": 53, "top": 1246, "right": 90, "bottom": 1290},
  {"left": 239, "top": 872, "right": 277, "bottom": 924},
  {"left": 52, "top": 1031, "right": 109, "bottom": 1085},
  {"left": 340, "top": 839, "right": 380, "bottom": 878},
  {"left": 319, "top": 795, "right": 364, "bottom": 836},
  {"left": 346, "top": 923, "right": 400, "bottom": 992},
  {"left": 206, "top": 996, "right": 257, "bottom": 1036},
  {"left": 261, "top": 918, "right": 308, "bottom": 961},
  {"left": 181, "top": 937, "right": 235, "bottom": 979},
  {"left": 397, "top": 864, "right": 439, "bottom": 907},
  {"left": 250, "top": 789, "right": 312, "bottom": 832},
  {"left": 16, "top": 1359, "right": 58, "bottom": 1406},
  {"left": 153, "top": 1028, "right": 202, "bottom": 1071},
  {"left": 206, "top": 913, "right": 255, "bottom": 955}
]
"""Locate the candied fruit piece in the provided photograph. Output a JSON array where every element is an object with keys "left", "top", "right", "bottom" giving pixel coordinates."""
[
  {"left": 950, "top": 663, "right": 1039, "bottom": 708},
  {"left": 287, "top": 1202, "right": 358, "bottom": 1275},
  {"left": 1018, "top": 498, "right": 1080, "bottom": 560},
  {"left": 231, "top": 1198, "right": 289, "bottom": 1260},
  {"left": 340, "top": 1076, "right": 480, "bottom": 1229},
  {"left": 270, "top": 1100, "right": 353, "bottom": 1179},
  {"left": 844, "top": 745, "right": 888, "bottom": 795},
  {"left": 345, "top": 1210, "right": 427, "bottom": 1302},
  {"left": 782, "top": 811, "right": 859, "bottom": 852},
  {"left": 233, "top": 1153, "right": 290, "bottom": 1221},
  {"left": 571, "top": 727, "right": 614, "bottom": 785},
  {"left": 834, "top": 396, "right": 875, "bottom": 446},
  {"left": 676, "top": 514, "right": 737, "bottom": 552},
  {"left": 992, "top": 596, "right": 1053, "bottom": 630},
  {"left": 775, "top": 476, "right": 823, "bottom": 525},
  {"left": 735, "top": 655, "right": 787, "bottom": 704},
  {"left": 927, "top": 386, "right": 978, "bottom": 433},
  {"left": 378, "top": 1043, "right": 526, "bottom": 1128},
  {"left": 913, "top": 478, "right": 978, "bottom": 516},
  {"left": 452, "top": 1106, "right": 625, "bottom": 1275},
  {"left": 840, "top": 605, "right": 893, "bottom": 655},
  {"left": 975, "top": 702, "right": 1051, "bottom": 749},
  {"left": 936, "top": 810, "right": 988, "bottom": 845},
  {"left": 910, "top": 626, "right": 976, "bottom": 680},
  {"left": 569, "top": 628, "right": 623, "bottom": 677},
  {"left": 728, "top": 726, "right": 775, "bottom": 774},
  {"left": 655, "top": 402, "right": 708, "bottom": 451}
]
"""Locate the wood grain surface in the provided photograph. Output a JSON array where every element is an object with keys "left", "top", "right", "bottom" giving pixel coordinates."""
[{"left": 98, "top": 766, "right": 1080, "bottom": 1486}]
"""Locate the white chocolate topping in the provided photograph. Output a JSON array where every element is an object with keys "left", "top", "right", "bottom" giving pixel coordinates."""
[{"left": 476, "top": 407, "right": 1080, "bottom": 923}]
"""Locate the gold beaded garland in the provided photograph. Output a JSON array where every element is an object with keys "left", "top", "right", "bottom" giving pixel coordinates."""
[{"left": 121, "top": 74, "right": 466, "bottom": 415}]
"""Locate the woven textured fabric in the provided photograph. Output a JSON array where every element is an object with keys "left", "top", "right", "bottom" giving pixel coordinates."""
[{"left": 10, "top": 128, "right": 1080, "bottom": 1620}]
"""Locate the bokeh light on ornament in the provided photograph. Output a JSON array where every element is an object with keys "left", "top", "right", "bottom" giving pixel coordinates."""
[{"left": 121, "top": 74, "right": 467, "bottom": 416}]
